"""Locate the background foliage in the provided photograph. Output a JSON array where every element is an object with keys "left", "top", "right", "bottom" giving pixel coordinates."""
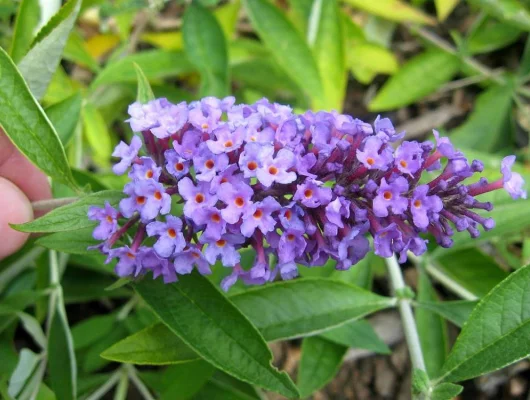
[{"left": 1, "top": 0, "right": 530, "bottom": 399}]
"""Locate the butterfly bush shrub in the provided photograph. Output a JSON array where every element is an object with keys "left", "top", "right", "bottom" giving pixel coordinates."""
[{"left": 88, "top": 96, "right": 526, "bottom": 289}]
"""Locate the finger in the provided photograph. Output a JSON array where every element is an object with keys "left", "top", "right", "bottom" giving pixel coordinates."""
[
  {"left": 0, "top": 131, "right": 52, "bottom": 202},
  {"left": 0, "top": 177, "right": 33, "bottom": 259}
]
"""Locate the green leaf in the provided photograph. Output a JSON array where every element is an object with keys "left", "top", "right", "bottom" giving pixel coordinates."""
[
  {"left": 468, "top": 0, "right": 530, "bottom": 31},
  {"left": 347, "top": 43, "right": 399, "bottom": 84},
  {"left": 411, "top": 369, "right": 430, "bottom": 396},
  {"left": 231, "top": 278, "right": 395, "bottom": 341},
  {"left": 134, "top": 63, "right": 155, "bottom": 103},
  {"left": 438, "top": 265, "right": 530, "bottom": 383},
  {"left": 416, "top": 270, "right": 448, "bottom": 378},
  {"left": 319, "top": 320, "right": 390, "bottom": 354},
  {"left": 82, "top": 102, "right": 112, "bottom": 167},
  {"left": 36, "top": 227, "right": 98, "bottom": 255},
  {"left": 214, "top": 0, "right": 241, "bottom": 40},
  {"left": 47, "top": 295, "right": 77, "bottom": 400},
  {"left": 133, "top": 273, "right": 299, "bottom": 398},
  {"left": 91, "top": 50, "right": 194, "bottom": 89},
  {"left": 44, "top": 92, "right": 82, "bottom": 146},
  {"left": 193, "top": 372, "right": 261, "bottom": 400},
  {"left": 297, "top": 336, "right": 346, "bottom": 398},
  {"left": 450, "top": 84, "right": 514, "bottom": 152},
  {"left": 13, "top": 191, "right": 124, "bottom": 233},
  {"left": 467, "top": 19, "right": 522, "bottom": 54},
  {"left": 63, "top": 30, "right": 100, "bottom": 72},
  {"left": 435, "top": 0, "right": 460, "bottom": 21},
  {"left": 310, "top": 0, "right": 346, "bottom": 110},
  {"left": 342, "top": 0, "right": 435, "bottom": 25},
  {"left": 0, "top": 47, "right": 77, "bottom": 188},
  {"left": 183, "top": 2, "right": 229, "bottom": 97},
  {"left": 71, "top": 314, "right": 116, "bottom": 350},
  {"left": 431, "top": 382, "right": 463, "bottom": 400},
  {"left": 101, "top": 323, "right": 200, "bottom": 365},
  {"left": 432, "top": 249, "right": 508, "bottom": 298},
  {"left": 18, "top": 312, "right": 47, "bottom": 349},
  {"left": 415, "top": 300, "right": 478, "bottom": 328},
  {"left": 369, "top": 50, "right": 460, "bottom": 111},
  {"left": 243, "top": 0, "right": 324, "bottom": 107},
  {"left": 158, "top": 361, "right": 214, "bottom": 400},
  {"left": 8, "top": 348, "right": 40, "bottom": 398},
  {"left": 9, "top": 0, "right": 40, "bottom": 63},
  {"left": 18, "top": 0, "right": 81, "bottom": 99}
]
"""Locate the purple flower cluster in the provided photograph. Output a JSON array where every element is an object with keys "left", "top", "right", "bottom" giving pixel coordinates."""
[{"left": 88, "top": 97, "right": 526, "bottom": 290}]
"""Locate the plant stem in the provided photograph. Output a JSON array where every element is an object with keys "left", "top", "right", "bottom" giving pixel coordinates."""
[
  {"left": 85, "top": 370, "right": 121, "bottom": 400},
  {"left": 385, "top": 254, "right": 427, "bottom": 372},
  {"left": 31, "top": 197, "right": 79, "bottom": 212},
  {"left": 126, "top": 365, "right": 155, "bottom": 400},
  {"left": 424, "top": 262, "right": 478, "bottom": 301}
]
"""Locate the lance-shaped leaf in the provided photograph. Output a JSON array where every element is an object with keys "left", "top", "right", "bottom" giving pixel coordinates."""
[
  {"left": 134, "top": 63, "right": 155, "bottom": 103},
  {"left": 183, "top": 2, "right": 229, "bottom": 97},
  {"left": 243, "top": 0, "right": 324, "bottom": 107},
  {"left": 10, "top": 0, "right": 41, "bottom": 63},
  {"left": 18, "top": 0, "right": 81, "bottom": 99},
  {"left": 134, "top": 273, "right": 299, "bottom": 398},
  {"left": 13, "top": 190, "right": 124, "bottom": 233},
  {"left": 0, "top": 47, "right": 76, "bottom": 188},
  {"left": 438, "top": 265, "right": 530, "bottom": 383},
  {"left": 342, "top": 0, "right": 435, "bottom": 25},
  {"left": 468, "top": 0, "right": 530, "bottom": 31},
  {"left": 415, "top": 300, "right": 477, "bottom": 328},
  {"left": 44, "top": 92, "right": 82, "bottom": 146}
]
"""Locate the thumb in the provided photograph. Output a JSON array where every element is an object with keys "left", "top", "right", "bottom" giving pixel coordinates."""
[{"left": 0, "top": 177, "right": 33, "bottom": 259}]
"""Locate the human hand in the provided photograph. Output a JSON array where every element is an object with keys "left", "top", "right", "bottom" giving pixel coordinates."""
[{"left": 0, "top": 130, "right": 51, "bottom": 259}]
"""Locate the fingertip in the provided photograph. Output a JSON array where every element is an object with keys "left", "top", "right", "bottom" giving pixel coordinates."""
[{"left": 0, "top": 177, "right": 33, "bottom": 259}]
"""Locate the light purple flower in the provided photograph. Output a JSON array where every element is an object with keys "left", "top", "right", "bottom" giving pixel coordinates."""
[
  {"left": 173, "top": 130, "right": 202, "bottom": 160},
  {"left": 112, "top": 135, "right": 142, "bottom": 175},
  {"left": 188, "top": 102, "right": 222, "bottom": 133},
  {"left": 356, "top": 137, "right": 393, "bottom": 170},
  {"left": 373, "top": 177, "right": 409, "bottom": 217},
  {"left": 206, "top": 125, "right": 244, "bottom": 154},
  {"left": 278, "top": 203, "right": 305, "bottom": 231},
  {"left": 174, "top": 247, "right": 211, "bottom": 275},
  {"left": 410, "top": 185, "right": 443, "bottom": 229},
  {"left": 294, "top": 180, "right": 332, "bottom": 208},
  {"left": 203, "top": 234, "right": 245, "bottom": 266},
  {"left": 164, "top": 150, "right": 189, "bottom": 179},
  {"left": 277, "top": 229, "right": 306, "bottom": 263},
  {"left": 193, "top": 206, "right": 226, "bottom": 241},
  {"left": 278, "top": 261, "right": 298, "bottom": 280},
  {"left": 150, "top": 101, "right": 188, "bottom": 139},
  {"left": 395, "top": 141, "right": 423, "bottom": 175},
  {"left": 373, "top": 223, "right": 403, "bottom": 258},
  {"left": 193, "top": 144, "right": 229, "bottom": 182},
  {"left": 120, "top": 180, "right": 171, "bottom": 222},
  {"left": 88, "top": 202, "right": 119, "bottom": 240},
  {"left": 129, "top": 157, "right": 161, "bottom": 181},
  {"left": 126, "top": 99, "right": 167, "bottom": 132},
  {"left": 146, "top": 215, "right": 185, "bottom": 257},
  {"left": 178, "top": 177, "right": 218, "bottom": 219},
  {"left": 325, "top": 196, "right": 350, "bottom": 235},
  {"left": 110, "top": 246, "right": 147, "bottom": 277},
  {"left": 239, "top": 143, "right": 273, "bottom": 178},
  {"left": 143, "top": 250, "right": 177, "bottom": 283},
  {"left": 256, "top": 149, "right": 297, "bottom": 187},
  {"left": 336, "top": 228, "right": 370, "bottom": 270},
  {"left": 218, "top": 182, "right": 254, "bottom": 224},
  {"left": 241, "top": 197, "right": 281, "bottom": 237},
  {"left": 374, "top": 115, "right": 404, "bottom": 142},
  {"left": 501, "top": 155, "right": 527, "bottom": 199}
]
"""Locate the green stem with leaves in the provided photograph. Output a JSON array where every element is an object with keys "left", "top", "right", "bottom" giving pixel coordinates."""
[{"left": 386, "top": 254, "right": 427, "bottom": 372}]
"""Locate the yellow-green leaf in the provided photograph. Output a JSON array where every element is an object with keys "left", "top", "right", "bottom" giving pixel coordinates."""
[
  {"left": 348, "top": 43, "right": 398, "bottom": 84},
  {"left": 82, "top": 102, "right": 112, "bottom": 167},
  {"left": 435, "top": 0, "right": 460, "bottom": 21},
  {"left": 342, "top": 0, "right": 435, "bottom": 25}
]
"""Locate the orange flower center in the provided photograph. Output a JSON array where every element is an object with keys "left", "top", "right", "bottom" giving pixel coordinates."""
[
  {"left": 146, "top": 170, "right": 154, "bottom": 179},
  {"left": 220, "top": 177, "right": 228, "bottom": 184},
  {"left": 253, "top": 209, "right": 263, "bottom": 219},
  {"left": 268, "top": 166, "right": 278, "bottom": 175},
  {"left": 154, "top": 191, "right": 162, "bottom": 200},
  {"left": 205, "top": 159, "right": 215, "bottom": 169},
  {"left": 211, "top": 213, "right": 221, "bottom": 223},
  {"left": 400, "top": 160, "right": 408, "bottom": 168},
  {"left": 126, "top": 252, "right": 135, "bottom": 259},
  {"left": 235, "top": 197, "right": 244, "bottom": 207},
  {"left": 247, "top": 161, "right": 258, "bottom": 171},
  {"left": 224, "top": 140, "right": 233, "bottom": 148},
  {"left": 192, "top": 251, "right": 200, "bottom": 258},
  {"left": 413, "top": 200, "right": 422, "bottom": 208},
  {"left": 287, "top": 234, "right": 295, "bottom": 241},
  {"left": 216, "top": 239, "right": 226, "bottom": 247},
  {"left": 175, "top": 162, "right": 184, "bottom": 171},
  {"left": 201, "top": 123, "right": 209, "bottom": 130},
  {"left": 106, "top": 216, "right": 113, "bottom": 223},
  {"left": 366, "top": 157, "right": 375, "bottom": 166},
  {"left": 383, "top": 191, "right": 392, "bottom": 200},
  {"left": 284, "top": 210, "right": 292, "bottom": 220},
  {"left": 195, "top": 193, "right": 205, "bottom": 203},
  {"left": 304, "top": 189, "right": 313, "bottom": 199},
  {"left": 136, "top": 196, "right": 146, "bottom": 205},
  {"left": 167, "top": 228, "right": 177, "bottom": 238}
]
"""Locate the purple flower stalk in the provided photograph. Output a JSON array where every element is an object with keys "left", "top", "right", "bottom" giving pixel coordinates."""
[{"left": 88, "top": 96, "right": 527, "bottom": 291}]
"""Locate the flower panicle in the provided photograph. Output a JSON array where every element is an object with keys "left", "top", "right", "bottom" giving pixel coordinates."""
[{"left": 87, "top": 96, "right": 527, "bottom": 290}]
